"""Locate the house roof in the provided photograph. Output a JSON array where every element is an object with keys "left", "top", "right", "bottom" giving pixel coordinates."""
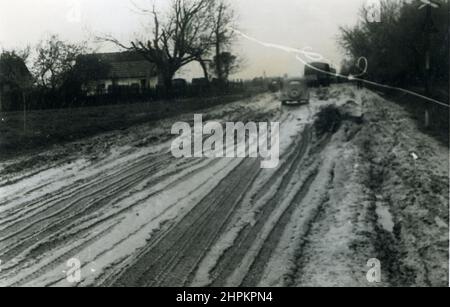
[
  {"left": 0, "top": 54, "right": 33, "bottom": 88},
  {"left": 82, "top": 51, "right": 158, "bottom": 80}
]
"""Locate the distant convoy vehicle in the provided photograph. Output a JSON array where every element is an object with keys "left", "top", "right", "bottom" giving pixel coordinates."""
[
  {"left": 280, "top": 78, "right": 310, "bottom": 106},
  {"left": 330, "top": 67, "right": 339, "bottom": 84},
  {"left": 304, "top": 62, "right": 332, "bottom": 87},
  {"left": 268, "top": 80, "right": 282, "bottom": 93},
  {"left": 277, "top": 62, "right": 337, "bottom": 105}
]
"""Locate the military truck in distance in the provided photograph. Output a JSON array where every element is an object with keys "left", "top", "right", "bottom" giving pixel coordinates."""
[{"left": 304, "top": 62, "right": 331, "bottom": 87}]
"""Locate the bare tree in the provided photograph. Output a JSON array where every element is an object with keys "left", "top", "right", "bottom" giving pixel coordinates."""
[
  {"left": 210, "top": 51, "right": 240, "bottom": 81},
  {"left": 33, "top": 35, "right": 87, "bottom": 91},
  {"left": 101, "top": 0, "right": 215, "bottom": 92},
  {"left": 209, "top": 0, "right": 237, "bottom": 83}
]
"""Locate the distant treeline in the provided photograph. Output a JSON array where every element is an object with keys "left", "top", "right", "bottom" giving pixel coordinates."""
[
  {"left": 339, "top": 0, "right": 449, "bottom": 93},
  {"left": 339, "top": 0, "right": 449, "bottom": 141}
]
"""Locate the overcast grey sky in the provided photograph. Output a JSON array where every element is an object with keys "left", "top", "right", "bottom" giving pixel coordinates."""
[{"left": 0, "top": 0, "right": 366, "bottom": 79}]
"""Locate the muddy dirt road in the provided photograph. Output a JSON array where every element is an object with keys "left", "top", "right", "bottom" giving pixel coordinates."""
[{"left": 0, "top": 85, "right": 448, "bottom": 287}]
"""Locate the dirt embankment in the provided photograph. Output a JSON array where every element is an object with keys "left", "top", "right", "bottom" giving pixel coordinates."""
[
  {"left": 346, "top": 91, "right": 448, "bottom": 286},
  {"left": 360, "top": 96, "right": 448, "bottom": 286},
  {"left": 292, "top": 88, "right": 448, "bottom": 287},
  {"left": 365, "top": 84, "right": 449, "bottom": 146}
]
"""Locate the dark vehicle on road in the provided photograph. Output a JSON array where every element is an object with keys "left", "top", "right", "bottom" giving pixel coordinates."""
[
  {"left": 330, "top": 67, "right": 338, "bottom": 84},
  {"left": 280, "top": 78, "right": 310, "bottom": 105},
  {"left": 305, "top": 62, "right": 331, "bottom": 87},
  {"left": 268, "top": 80, "right": 282, "bottom": 92}
]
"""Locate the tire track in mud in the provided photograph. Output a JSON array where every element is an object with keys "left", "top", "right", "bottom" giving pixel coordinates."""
[
  {"left": 208, "top": 126, "right": 314, "bottom": 287},
  {"left": 87, "top": 158, "right": 245, "bottom": 286},
  {"left": 6, "top": 221, "right": 120, "bottom": 287},
  {"left": 207, "top": 105, "right": 344, "bottom": 286},
  {"left": 289, "top": 170, "right": 334, "bottom": 287},
  {"left": 0, "top": 155, "right": 157, "bottom": 225},
  {"left": 2, "top": 157, "right": 231, "bottom": 286},
  {"left": 0, "top": 153, "right": 219, "bottom": 273},
  {"left": 0, "top": 155, "right": 171, "bottom": 258},
  {"left": 0, "top": 153, "right": 169, "bottom": 224},
  {"left": 241, "top": 170, "right": 318, "bottom": 286},
  {"left": 108, "top": 158, "right": 262, "bottom": 287}
]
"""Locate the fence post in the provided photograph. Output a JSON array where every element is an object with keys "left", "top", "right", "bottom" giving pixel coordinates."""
[
  {"left": 424, "top": 108, "right": 430, "bottom": 128},
  {"left": 23, "top": 92, "right": 27, "bottom": 132}
]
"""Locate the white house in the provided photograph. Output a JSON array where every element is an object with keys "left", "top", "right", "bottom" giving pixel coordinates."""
[{"left": 81, "top": 51, "right": 159, "bottom": 95}]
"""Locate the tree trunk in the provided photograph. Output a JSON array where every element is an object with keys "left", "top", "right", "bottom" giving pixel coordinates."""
[
  {"left": 23, "top": 91, "right": 27, "bottom": 132},
  {"left": 215, "top": 39, "right": 222, "bottom": 83},
  {"left": 199, "top": 59, "right": 210, "bottom": 82},
  {"left": 162, "top": 70, "right": 175, "bottom": 97}
]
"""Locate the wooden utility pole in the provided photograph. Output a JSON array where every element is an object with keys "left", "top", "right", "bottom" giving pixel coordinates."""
[
  {"left": 420, "top": 0, "right": 440, "bottom": 128},
  {"left": 424, "top": 5, "right": 431, "bottom": 128}
]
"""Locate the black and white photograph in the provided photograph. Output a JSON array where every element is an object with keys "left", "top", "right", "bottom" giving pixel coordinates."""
[{"left": 0, "top": 0, "right": 449, "bottom": 291}]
